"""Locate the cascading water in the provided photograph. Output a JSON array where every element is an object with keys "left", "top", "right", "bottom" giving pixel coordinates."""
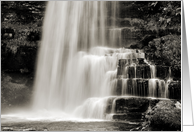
[
  {"left": 122, "top": 79, "right": 128, "bottom": 95},
  {"left": 1, "top": 1, "right": 174, "bottom": 122},
  {"left": 32, "top": 1, "right": 123, "bottom": 118}
]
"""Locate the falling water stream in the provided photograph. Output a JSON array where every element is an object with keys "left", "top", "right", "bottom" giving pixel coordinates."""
[{"left": 1, "top": 1, "right": 172, "bottom": 123}]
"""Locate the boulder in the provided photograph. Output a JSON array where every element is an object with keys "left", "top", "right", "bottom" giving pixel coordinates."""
[
  {"left": 114, "top": 97, "right": 150, "bottom": 113},
  {"left": 148, "top": 100, "right": 181, "bottom": 131}
]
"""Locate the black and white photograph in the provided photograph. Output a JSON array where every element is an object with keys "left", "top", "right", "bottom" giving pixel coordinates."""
[{"left": 1, "top": 1, "right": 181, "bottom": 131}]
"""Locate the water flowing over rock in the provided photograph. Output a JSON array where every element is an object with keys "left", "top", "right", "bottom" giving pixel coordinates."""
[{"left": 30, "top": 1, "right": 181, "bottom": 121}]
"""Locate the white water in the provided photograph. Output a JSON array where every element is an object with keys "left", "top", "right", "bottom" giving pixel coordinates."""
[
  {"left": 32, "top": 1, "right": 123, "bottom": 119},
  {"left": 122, "top": 79, "right": 128, "bottom": 95}
]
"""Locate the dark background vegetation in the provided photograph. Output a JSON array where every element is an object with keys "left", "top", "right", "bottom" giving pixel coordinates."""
[{"left": 1, "top": 1, "right": 47, "bottom": 111}]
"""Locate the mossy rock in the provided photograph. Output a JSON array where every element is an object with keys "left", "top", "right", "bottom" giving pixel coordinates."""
[{"left": 149, "top": 100, "right": 181, "bottom": 131}]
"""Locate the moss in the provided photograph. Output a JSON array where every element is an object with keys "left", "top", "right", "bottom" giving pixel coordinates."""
[{"left": 148, "top": 100, "right": 181, "bottom": 131}]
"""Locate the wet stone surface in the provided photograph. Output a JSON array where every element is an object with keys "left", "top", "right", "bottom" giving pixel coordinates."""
[
  {"left": 114, "top": 97, "right": 150, "bottom": 113},
  {"left": 112, "top": 113, "right": 143, "bottom": 122},
  {"left": 168, "top": 81, "right": 181, "bottom": 99},
  {"left": 156, "top": 65, "right": 169, "bottom": 79},
  {"left": 1, "top": 121, "right": 140, "bottom": 131}
]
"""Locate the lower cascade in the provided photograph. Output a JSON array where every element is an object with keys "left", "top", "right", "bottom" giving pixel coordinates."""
[{"left": 29, "top": 1, "right": 180, "bottom": 121}]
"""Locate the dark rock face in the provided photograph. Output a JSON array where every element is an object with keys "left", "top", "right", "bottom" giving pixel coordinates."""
[
  {"left": 144, "top": 65, "right": 151, "bottom": 78},
  {"left": 168, "top": 81, "right": 181, "bottom": 99},
  {"left": 107, "top": 96, "right": 180, "bottom": 127},
  {"left": 105, "top": 97, "right": 116, "bottom": 114},
  {"left": 107, "top": 97, "right": 150, "bottom": 121},
  {"left": 171, "top": 67, "right": 181, "bottom": 80},
  {"left": 136, "top": 79, "right": 149, "bottom": 97},
  {"left": 116, "top": 58, "right": 180, "bottom": 99},
  {"left": 128, "top": 67, "right": 135, "bottom": 78},
  {"left": 114, "top": 97, "right": 150, "bottom": 113},
  {"left": 156, "top": 65, "right": 169, "bottom": 79},
  {"left": 137, "top": 58, "right": 145, "bottom": 65},
  {"left": 112, "top": 113, "right": 142, "bottom": 122},
  {"left": 117, "top": 59, "right": 171, "bottom": 80}
]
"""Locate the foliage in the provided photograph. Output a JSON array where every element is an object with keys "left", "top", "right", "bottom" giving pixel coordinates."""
[
  {"left": 119, "top": 1, "right": 181, "bottom": 33},
  {"left": 1, "top": 1, "right": 46, "bottom": 24},
  {"left": 144, "top": 35, "right": 181, "bottom": 78}
]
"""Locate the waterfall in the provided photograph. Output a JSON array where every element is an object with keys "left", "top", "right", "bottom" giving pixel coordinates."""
[
  {"left": 31, "top": 1, "right": 172, "bottom": 120},
  {"left": 32, "top": 1, "right": 124, "bottom": 118},
  {"left": 122, "top": 79, "right": 128, "bottom": 95}
]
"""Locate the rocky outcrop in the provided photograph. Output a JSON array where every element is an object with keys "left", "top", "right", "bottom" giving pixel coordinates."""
[
  {"left": 105, "top": 96, "right": 180, "bottom": 127},
  {"left": 140, "top": 100, "right": 181, "bottom": 131}
]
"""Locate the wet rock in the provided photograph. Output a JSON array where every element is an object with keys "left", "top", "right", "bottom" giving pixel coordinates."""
[
  {"left": 128, "top": 66, "right": 135, "bottom": 78},
  {"left": 171, "top": 67, "right": 181, "bottom": 80},
  {"left": 127, "top": 79, "right": 149, "bottom": 96},
  {"left": 112, "top": 113, "right": 142, "bottom": 122},
  {"left": 137, "top": 58, "right": 145, "bottom": 65},
  {"left": 168, "top": 81, "right": 181, "bottom": 99},
  {"left": 114, "top": 97, "right": 150, "bottom": 113},
  {"left": 117, "top": 59, "right": 130, "bottom": 78},
  {"left": 128, "top": 65, "right": 151, "bottom": 79},
  {"left": 149, "top": 99, "right": 160, "bottom": 109},
  {"left": 144, "top": 65, "right": 151, "bottom": 78},
  {"left": 119, "top": 20, "right": 131, "bottom": 27},
  {"left": 136, "top": 66, "right": 144, "bottom": 78},
  {"left": 115, "top": 79, "right": 122, "bottom": 95},
  {"left": 156, "top": 65, "right": 169, "bottom": 79},
  {"left": 118, "top": 59, "right": 128, "bottom": 67},
  {"left": 136, "top": 79, "right": 143, "bottom": 96},
  {"left": 105, "top": 97, "right": 117, "bottom": 113},
  {"left": 149, "top": 100, "right": 181, "bottom": 131},
  {"left": 127, "top": 79, "right": 133, "bottom": 94},
  {"left": 136, "top": 79, "right": 149, "bottom": 97},
  {"left": 132, "top": 59, "right": 137, "bottom": 64}
]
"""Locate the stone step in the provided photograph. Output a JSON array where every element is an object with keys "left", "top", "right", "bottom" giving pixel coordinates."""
[
  {"left": 118, "top": 58, "right": 146, "bottom": 67},
  {"left": 106, "top": 113, "right": 143, "bottom": 122},
  {"left": 103, "top": 96, "right": 177, "bottom": 122},
  {"left": 115, "top": 79, "right": 149, "bottom": 97},
  {"left": 117, "top": 59, "right": 170, "bottom": 79},
  {"left": 105, "top": 97, "right": 152, "bottom": 114},
  {"left": 112, "top": 97, "right": 150, "bottom": 113},
  {"left": 114, "top": 79, "right": 180, "bottom": 99}
]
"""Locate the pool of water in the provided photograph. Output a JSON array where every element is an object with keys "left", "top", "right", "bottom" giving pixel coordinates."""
[{"left": 1, "top": 119, "right": 140, "bottom": 131}]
